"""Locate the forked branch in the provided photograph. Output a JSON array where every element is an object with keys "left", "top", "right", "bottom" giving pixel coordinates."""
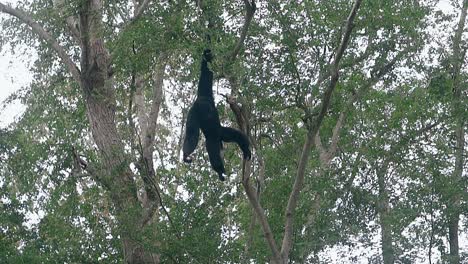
[
  {"left": 226, "top": 83, "right": 282, "bottom": 262},
  {"left": 280, "top": 0, "right": 362, "bottom": 259},
  {"left": 229, "top": 0, "right": 256, "bottom": 61}
]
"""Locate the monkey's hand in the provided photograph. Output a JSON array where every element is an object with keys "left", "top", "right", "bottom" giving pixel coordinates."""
[{"left": 203, "top": 49, "right": 213, "bottom": 62}]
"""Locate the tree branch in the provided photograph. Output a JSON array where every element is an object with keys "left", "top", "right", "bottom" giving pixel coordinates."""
[
  {"left": 312, "top": 0, "right": 362, "bottom": 135},
  {"left": 132, "top": 0, "right": 152, "bottom": 22},
  {"left": 241, "top": 161, "right": 282, "bottom": 263},
  {"left": 280, "top": 0, "right": 362, "bottom": 259},
  {"left": 134, "top": 54, "right": 167, "bottom": 218},
  {"left": 53, "top": 0, "right": 80, "bottom": 41},
  {"left": 143, "top": 53, "right": 167, "bottom": 151},
  {"left": 0, "top": 2, "right": 81, "bottom": 83},
  {"left": 229, "top": 0, "right": 256, "bottom": 62},
  {"left": 134, "top": 76, "right": 148, "bottom": 135},
  {"left": 227, "top": 77, "right": 282, "bottom": 263},
  {"left": 451, "top": 0, "right": 468, "bottom": 96},
  {"left": 314, "top": 111, "right": 345, "bottom": 166}
]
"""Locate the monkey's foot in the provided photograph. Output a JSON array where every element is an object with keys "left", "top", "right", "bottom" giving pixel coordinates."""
[
  {"left": 243, "top": 150, "right": 252, "bottom": 161},
  {"left": 183, "top": 155, "right": 193, "bottom": 163},
  {"left": 218, "top": 173, "right": 226, "bottom": 181}
]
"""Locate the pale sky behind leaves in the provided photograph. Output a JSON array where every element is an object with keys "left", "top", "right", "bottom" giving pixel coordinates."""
[
  {"left": 0, "top": 0, "right": 466, "bottom": 263},
  {"left": 0, "top": 0, "right": 456, "bottom": 127}
]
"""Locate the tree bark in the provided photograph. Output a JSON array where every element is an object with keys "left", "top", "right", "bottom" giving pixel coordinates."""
[
  {"left": 80, "top": 1, "right": 159, "bottom": 263},
  {"left": 280, "top": 1, "right": 362, "bottom": 262},
  {"left": 0, "top": 1, "right": 159, "bottom": 263},
  {"left": 447, "top": 1, "right": 467, "bottom": 263},
  {"left": 376, "top": 163, "right": 395, "bottom": 264}
]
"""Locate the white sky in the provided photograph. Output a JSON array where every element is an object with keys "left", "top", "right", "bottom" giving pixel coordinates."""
[
  {"left": 0, "top": 0, "right": 31, "bottom": 127},
  {"left": 0, "top": 0, "right": 456, "bottom": 128},
  {"left": 0, "top": 0, "right": 465, "bottom": 262},
  {"left": 0, "top": 47, "right": 31, "bottom": 127}
]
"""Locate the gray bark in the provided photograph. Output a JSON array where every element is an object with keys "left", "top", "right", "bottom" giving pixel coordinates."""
[
  {"left": 0, "top": 1, "right": 160, "bottom": 263},
  {"left": 447, "top": 1, "right": 467, "bottom": 263},
  {"left": 377, "top": 163, "right": 395, "bottom": 264}
]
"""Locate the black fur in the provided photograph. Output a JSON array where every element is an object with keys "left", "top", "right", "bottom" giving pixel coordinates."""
[{"left": 183, "top": 49, "right": 251, "bottom": 181}]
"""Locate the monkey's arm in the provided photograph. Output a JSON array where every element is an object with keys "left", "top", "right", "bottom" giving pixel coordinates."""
[{"left": 221, "top": 126, "right": 251, "bottom": 160}]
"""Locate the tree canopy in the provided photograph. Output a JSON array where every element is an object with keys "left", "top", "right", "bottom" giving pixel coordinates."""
[{"left": 0, "top": 0, "right": 467, "bottom": 263}]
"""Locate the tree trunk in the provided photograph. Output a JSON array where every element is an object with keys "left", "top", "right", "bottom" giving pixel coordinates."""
[
  {"left": 0, "top": 1, "right": 160, "bottom": 262},
  {"left": 377, "top": 164, "right": 395, "bottom": 264},
  {"left": 447, "top": 1, "right": 467, "bottom": 263},
  {"left": 78, "top": 1, "right": 160, "bottom": 262},
  {"left": 448, "top": 216, "right": 460, "bottom": 264}
]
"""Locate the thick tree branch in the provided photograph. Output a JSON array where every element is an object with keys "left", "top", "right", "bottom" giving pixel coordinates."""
[
  {"left": 447, "top": 2, "right": 467, "bottom": 262},
  {"left": 280, "top": 0, "right": 362, "bottom": 260},
  {"left": 314, "top": 111, "right": 345, "bottom": 166},
  {"left": 0, "top": 3, "right": 81, "bottom": 83},
  {"left": 313, "top": 45, "right": 406, "bottom": 166},
  {"left": 227, "top": 77, "right": 282, "bottom": 263},
  {"left": 241, "top": 161, "right": 282, "bottom": 263},
  {"left": 229, "top": 0, "right": 256, "bottom": 62},
  {"left": 451, "top": 0, "right": 468, "bottom": 96},
  {"left": 143, "top": 54, "right": 166, "bottom": 151},
  {"left": 134, "top": 76, "right": 149, "bottom": 135},
  {"left": 312, "top": 0, "right": 362, "bottom": 135},
  {"left": 279, "top": 132, "right": 314, "bottom": 261},
  {"left": 133, "top": 54, "right": 167, "bottom": 221},
  {"left": 132, "top": 0, "right": 152, "bottom": 22},
  {"left": 307, "top": 49, "right": 417, "bottom": 246},
  {"left": 244, "top": 154, "right": 266, "bottom": 258}
]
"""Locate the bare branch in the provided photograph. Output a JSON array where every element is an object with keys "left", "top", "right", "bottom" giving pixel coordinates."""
[
  {"left": 313, "top": 132, "right": 326, "bottom": 159},
  {"left": 241, "top": 161, "right": 282, "bottom": 263},
  {"left": 53, "top": 0, "right": 80, "bottom": 41},
  {"left": 0, "top": 3, "right": 81, "bottom": 83},
  {"left": 451, "top": 0, "right": 468, "bottom": 96},
  {"left": 280, "top": 0, "right": 362, "bottom": 258},
  {"left": 314, "top": 111, "right": 345, "bottom": 166},
  {"left": 229, "top": 0, "right": 256, "bottom": 62},
  {"left": 143, "top": 53, "right": 167, "bottom": 151},
  {"left": 227, "top": 76, "right": 282, "bottom": 262},
  {"left": 132, "top": 0, "right": 152, "bottom": 22},
  {"left": 312, "top": 0, "right": 362, "bottom": 135},
  {"left": 314, "top": 43, "right": 409, "bottom": 167},
  {"left": 134, "top": 76, "right": 149, "bottom": 135},
  {"left": 280, "top": 132, "right": 314, "bottom": 259},
  {"left": 133, "top": 54, "right": 167, "bottom": 218},
  {"left": 332, "top": 0, "right": 362, "bottom": 71}
]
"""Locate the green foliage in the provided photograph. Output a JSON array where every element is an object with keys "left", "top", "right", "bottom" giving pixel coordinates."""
[
  {"left": 428, "top": 71, "right": 453, "bottom": 99},
  {"left": 1, "top": 0, "right": 466, "bottom": 263}
]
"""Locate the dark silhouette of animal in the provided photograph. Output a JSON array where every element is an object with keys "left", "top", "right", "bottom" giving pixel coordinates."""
[{"left": 182, "top": 49, "right": 251, "bottom": 181}]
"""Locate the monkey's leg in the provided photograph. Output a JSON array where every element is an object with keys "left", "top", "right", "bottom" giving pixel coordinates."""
[
  {"left": 205, "top": 137, "right": 226, "bottom": 181},
  {"left": 182, "top": 107, "right": 200, "bottom": 163},
  {"left": 221, "top": 126, "right": 252, "bottom": 160}
]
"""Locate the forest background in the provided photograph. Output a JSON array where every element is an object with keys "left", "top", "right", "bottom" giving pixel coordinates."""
[{"left": 0, "top": 0, "right": 467, "bottom": 263}]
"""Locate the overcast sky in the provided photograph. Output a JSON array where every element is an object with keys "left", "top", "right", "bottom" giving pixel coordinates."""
[
  {"left": 0, "top": 0, "right": 456, "bottom": 128},
  {"left": 0, "top": 0, "right": 31, "bottom": 127},
  {"left": 0, "top": 46, "right": 32, "bottom": 127},
  {"left": 0, "top": 0, "right": 465, "bottom": 263}
]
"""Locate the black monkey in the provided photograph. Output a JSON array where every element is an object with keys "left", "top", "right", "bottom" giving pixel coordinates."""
[{"left": 183, "top": 49, "right": 251, "bottom": 181}]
